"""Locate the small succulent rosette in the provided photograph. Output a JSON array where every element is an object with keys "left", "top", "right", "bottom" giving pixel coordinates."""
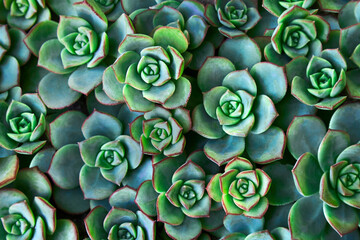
[
  {"left": 265, "top": 6, "right": 330, "bottom": 65},
  {"left": 289, "top": 49, "right": 348, "bottom": 110},
  {"left": 78, "top": 110, "right": 143, "bottom": 200},
  {"left": 109, "top": 26, "right": 191, "bottom": 112},
  {"left": 0, "top": 25, "right": 30, "bottom": 95},
  {"left": 0, "top": 167, "right": 78, "bottom": 239},
  {"left": 135, "top": 152, "right": 223, "bottom": 240},
  {"left": 221, "top": 228, "right": 291, "bottom": 240},
  {"left": 286, "top": 107, "right": 360, "bottom": 238},
  {"left": 262, "top": 0, "right": 316, "bottom": 17},
  {"left": 207, "top": 157, "right": 271, "bottom": 218},
  {"left": 193, "top": 57, "right": 287, "bottom": 165},
  {"left": 1, "top": 0, "right": 51, "bottom": 30},
  {"left": 130, "top": 107, "right": 191, "bottom": 160},
  {"left": 24, "top": 0, "right": 135, "bottom": 107},
  {"left": 0, "top": 93, "right": 47, "bottom": 155},
  {"left": 84, "top": 187, "right": 155, "bottom": 240},
  {"left": 204, "top": 0, "right": 261, "bottom": 38}
]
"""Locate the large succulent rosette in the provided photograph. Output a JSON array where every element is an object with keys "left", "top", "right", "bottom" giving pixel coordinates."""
[
  {"left": 84, "top": 187, "right": 155, "bottom": 240},
  {"left": 265, "top": 6, "right": 330, "bottom": 65},
  {"left": 0, "top": 93, "right": 47, "bottom": 155},
  {"left": 193, "top": 56, "right": 287, "bottom": 165},
  {"left": 130, "top": 107, "right": 191, "bottom": 158},
  {"left": 207, "top": 157, "right": 271, "bottom": 218},
  {"left": 287, "top": 105, "right": 360, "bottom": 238},
  {"left": 0, "top": 168, "right": 78, "bottom": 239},
  {"left": 205, "top": 0, "right": 261, "bottom": 38},
  {"left": 23, "top": 0, "right": 135, "bottom": 108},
  {"left": 289, "top": 49, "right": 347, "bottom": 110},
  {"left": 1, "top": 0, "right": 51, "bottom": 30},
  {"left": 0, "top": 25, "right": 30, "bottom": 95},
  {"left": 110, "top": 27, "right": 191, "bottom": 112}
]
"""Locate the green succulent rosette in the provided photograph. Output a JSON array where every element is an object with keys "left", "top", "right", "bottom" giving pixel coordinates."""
[
  {"left": 207, "top": 157, "right": 271, "bottom": 218},
  {"left": 262, "top": 0, "right": 316, "bottom": 17},
  {"left": 286, "top": 108, "right": 360, "bottom": 238},
  {"left": 0, "top": 25, "right": 30, "bottom": 95},
  {"left": 128, "top": 1, "right": 215, "bottom": 70},
  {"left": 130, "top": 107, "right": 191, "bottom": 158},
  {"left": 24, "top": 0, "right": 135, "bottom": 108},
  {"left": 220, "top": 228, "right": 291, "bottom": 240},
  {"left": 109, "top": 27, "right": 191, "bottom": 112},
  {"left": 193, "top": 57, "right": 287, "bottom": 165},
  {"left": 289, "top": 49, "right": 348, "bottom": 110},
  {"left": 0, "top": 167, "right": 79, "bottom": 239},
  {"left": 204, "top": 0, "right": 261, "bottom": 38},
  {"left": 0, "top": 93, "right": 47, "bottom": 155},
  {"left": 265, "top": 6, "right": 330, "bottom": 65},
  {"left": 84, "top": 187, "right": 156, "bottom": 240},
  {"left": 135, "top": 151, "right": 223, "bottom": 240},
  {"left": 2, "top": 0, "right": 51, "bottom": 30}
]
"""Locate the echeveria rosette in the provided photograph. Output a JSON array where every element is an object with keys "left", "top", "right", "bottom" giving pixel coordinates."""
[
  {"left": 0, "top": 25, "right": 30, "bottom": 95},
  {"left": 290, "top": 49, "right": 348, "bottom": 110},
  {"left": 110, "top": 27, "right": 191, "bottom": 112},
  {"left": 3, "top": 0, "right": 51, "bottom": 30},
  {"left": 287, "top": 114, "right": 360, "bottom": 238},
  {"left": 85, "top": 187, "right": 156, "bottom": 240},
  {"left": 265, "top": 6, "right": 330, "bottom": 65},
  {"left": 207, "top": 157, "right": 271, "bottom": 218},
  {"left": 263, "top": 0, "right": 316, "bottom": 17},
  {"left": 24, "top": 1, "right": 135, "bottom": 107},
  {"left": 78, "top": 110, "right": 143, "bottom": 200},
  {"left": 193, "top": 57, "right": 287, "bottom": 165},
  {"left": 205, "top": 0, "right": 261, "bottom": 38},
  {"left": 0, "top": 167, "right": 79, "bottom": 239},
  {"left": 130, "top": 107, "right": 191, "bottom": 159},
  {"left": 220, "top": 228, "right": 291, "bottom": 240},
  {"left": 0, "top": 93, "right": 47, "bottom": 155}
]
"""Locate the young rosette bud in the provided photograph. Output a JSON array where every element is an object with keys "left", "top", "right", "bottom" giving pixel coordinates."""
[
  {"left": 0, "top": 168, "right": 79, "bottom": 239},
  {"left": 263, "top": 0, "right": 316, "bottom": 17},
  {"left": 2, "top": 0, "right": 51, "bottom": 30},
  {"left": 207, "top": 157, "right": 271, "bottom": 218},
  {"left": 130, "top": 107, "right": 191, "bottom": 158},
  {"left": 265, "top": 6, "right": 330, "bottom": 65},
  {"left": 289, "top": 49, "right": 347, "bottom": 110},
  {"left": 84, "top": 187, "right": 155, "bottom": 240},
  {"left": 0, "top": 94, "right": 47, "bottom": 155},
  {"left": 0, "top": 25, "right": 30, "bottom": 95},
  {"left": 111, "top": 27, "right": 191, "bottom": 112},
  {"left": 286, "top": 108, "right": 360, "bottom": 238},
  {"left": 205, "top": 0, "right": 261, "bottom": 38},
  {"left": 78, "top": 110, "right": 143, "bottom": 200}
]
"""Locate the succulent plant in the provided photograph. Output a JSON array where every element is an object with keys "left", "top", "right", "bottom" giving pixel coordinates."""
[
  {"left": 262, "top": 0, "right": 316, "bottom": 17},
  {"left": 207, "top": 157, "right": 271, "bottom": 218},
  {"left": 0, "top": 93, "right": 47, "bottom": 155},
  {"left": 110, "top": 26, "right": 191, "bottom": 112},
  {"left": 135, "top": 151, "right": 223, "bottom": 240},
  {"left": 130, "top": 107, "right": 191, "bottom": 158},
  {"left": 0, "top": 25, "right": 30, "bottom": 95},
  {"left": 24, "top": 0, "right": 134, "bottom": 108},
  {"left": 0, "top": 167, "right": 79, "bottom": 239},
  {"left": 2, "top": 0, "right": 51, "bottom": 30},
  {"left": 287, "top": 108, "right": 360, "bottom": 238},
  {"left": 84, "top": 187, "right": 155, "bottom": 240},
  {"left": 289, "top": 49, "right": 347, "bottom": 110},
  {"left": 220, "top": 228, "right": 291, "bottom": 240},
  {"left": 193, "top": 56, "right": 287, "bottom": 165},
  {"left": 78, "top": 110, "right": 143, "bottom": 200},
  {"left": 205, "top": 0, "right": 261, "bottom": 38},
  {"left": 265, "top": 6, "right": 330, "bottom": 65}
]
